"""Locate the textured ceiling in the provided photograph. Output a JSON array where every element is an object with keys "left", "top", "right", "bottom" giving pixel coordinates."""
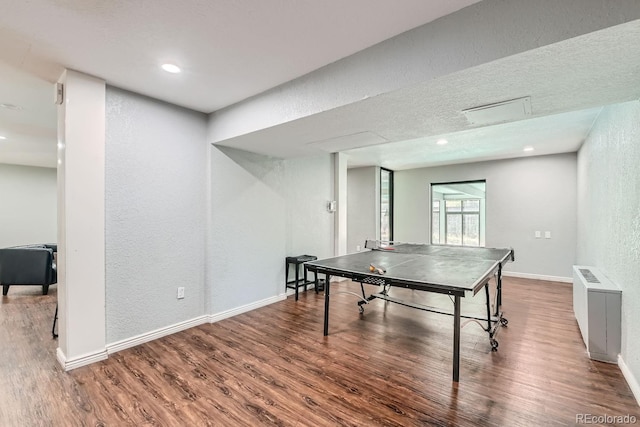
[
  {"left": 1, "top": 2, "right": 639, "bottom": 171},
  {"left": 0, "top": 0, "right": 478, "bottom": 112},
  {"left": 343, "top": 19, "right": 640, "bottom": 169},
  {"left": 216, "top": 19, "right": 640, "bottom": 169},
  {"left": 0, "top": 0, "right": 478, "bottom": 168}
]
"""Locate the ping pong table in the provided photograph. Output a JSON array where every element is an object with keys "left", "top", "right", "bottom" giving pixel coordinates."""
[{"left": 304, "top": 240, "right": 515, "bottom": 382}]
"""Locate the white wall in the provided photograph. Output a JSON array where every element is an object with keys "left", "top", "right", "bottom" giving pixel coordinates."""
[
  {"left": 576, "top": 100, "right": 640, "bottom": 400},
  {"left": 285, "top": 154, "right": 335, "bottom": 258},
  {"left": 208, "top": 146, "right": 333, "bottom": 314},
  {"left": 347, "top": 166, "right": 379, "bottom": 253},
  {"left": 105, "top": 87, "right": 208, "bottom": 343},
  {"left": 394, "top": 153, "right": 577, "bottom": 279},
  {"left": 0, "top": 164, "right": 56, "bottom": 248},
  {"left": 334, "top": 153, "right": 348, "bottom": 257}
]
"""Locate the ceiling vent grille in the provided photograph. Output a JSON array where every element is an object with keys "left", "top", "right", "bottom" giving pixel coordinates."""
[{"left": 462, "top": 97, "right": 531, "bottom": 126}]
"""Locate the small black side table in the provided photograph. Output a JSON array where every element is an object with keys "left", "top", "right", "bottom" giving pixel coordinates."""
[{"left": 285, "top": 255, "right": 317, "bottom": 301}]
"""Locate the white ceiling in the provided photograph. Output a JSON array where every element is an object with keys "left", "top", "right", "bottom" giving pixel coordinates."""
[
  {"left": 1, "top": 1, "right": 639, "bottom": 171},
  {"left": 0, "top": 0, "right": 479, "bottom": 168}
]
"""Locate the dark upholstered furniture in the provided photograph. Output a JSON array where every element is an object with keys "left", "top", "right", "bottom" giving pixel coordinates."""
[{"left": 0, "top": 244, "right": 57, "bottom": 296}]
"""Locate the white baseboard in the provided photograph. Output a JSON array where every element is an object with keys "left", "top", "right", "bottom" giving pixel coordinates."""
[
  {"left": 60, "top": 293, "right": 287, "bottom": 369},
  {"left": 503, "top": 271, "right": 572, "bottom": 283},
  {"left": 106, "top": 315, "right": 209, "bottom": 355},
  {"left": 209, "top": 294, "right": 285, "bottom": 323},
  {"left": 57, "top": 347, "right": 108, "bottom": 371},
  {"left": 618, "top": 354, "right": 640, "bottom": 407}
]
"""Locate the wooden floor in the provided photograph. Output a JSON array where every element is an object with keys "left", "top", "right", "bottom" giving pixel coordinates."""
[{"left": 1, "top": 277, "right": 639, "bottom": 426}]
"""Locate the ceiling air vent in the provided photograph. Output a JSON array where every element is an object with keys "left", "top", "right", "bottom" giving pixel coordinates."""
[{"left": 462, "top": 96, "right": 531, "bottom": 126}]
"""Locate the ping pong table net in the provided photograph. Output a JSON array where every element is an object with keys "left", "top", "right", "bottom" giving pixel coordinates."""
[{"left": 364, "top": 240, "right": 400, "bottom": 250}]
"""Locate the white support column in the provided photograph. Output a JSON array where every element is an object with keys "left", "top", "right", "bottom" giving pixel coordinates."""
[
  {"left": 333, "top": 153, "right": 348, "bottom": 257},
  {"left": 56, "top": 70, "right": 107, "bottom": 369}
]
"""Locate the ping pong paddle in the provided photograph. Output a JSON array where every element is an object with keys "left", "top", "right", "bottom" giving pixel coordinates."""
[{"left": 369, "top": 264, "right": 386, "bottom": 275}]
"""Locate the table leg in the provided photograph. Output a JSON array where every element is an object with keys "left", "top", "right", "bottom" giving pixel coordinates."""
[
  {"left": 323, "top": 273, "right": 330, "bottom": 336},
  {"left": 453, "top": 294, "right": 461, "bottom": 382},
  {"left": 485, "top": 283, "right": 492, "bottom": 331},
  {"left": 285, "top": 260, "right": 289, "bottom": 293},
  {"left": 312, "top": 267, "right": 319, "bottom": 294},
  {"left": 496, "top": 263, "right": 502, "bottom": 316},
  {"left": 295, "top": 262, "right": 300, "bottom": 301},
  {"left": 52, "top": 304, "right": 58, "bottom": 339},
  {"left": 303, "top": 264, "right": 309, "bottom": 292}
]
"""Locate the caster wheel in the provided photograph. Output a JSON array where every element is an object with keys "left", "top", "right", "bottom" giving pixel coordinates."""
[
  {"left": 500, "top": 317, "right": 508, "bottom": 327},
  {"left": 490, "top": 339, "right": 499, "bottom": 351}
]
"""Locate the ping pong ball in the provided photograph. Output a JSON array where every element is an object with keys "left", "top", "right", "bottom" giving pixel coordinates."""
[{"left": 369, "top": 265, "right": 375, "bottom": 272}]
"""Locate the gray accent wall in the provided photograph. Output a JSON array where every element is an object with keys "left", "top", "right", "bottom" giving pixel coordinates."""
[
  {"left": 105, "top": 87, "right": 208, "bottom": 343},
  {"left": 284, "top": 153, "right": 335, "bottom": 259},
  {"left": 347, "top": 166, "right": 379, "bottom": 253},
  {"left": 394, "top": 153, "right": 577, "bottom": 279},
  {"left": 208, "top": 146, "right": 285, "bottom": 313},
  {"left": 102, "top": 87, "right": 335, "bottom": 345},
  {"left": 0, "top": 164, "right": 57, "bottom": 248},
  {"left": 208, "top": 146, "right": 334, "bottom": 314},
  {"left": 576, "top": 100, "right": 640, "bottom": 391}
]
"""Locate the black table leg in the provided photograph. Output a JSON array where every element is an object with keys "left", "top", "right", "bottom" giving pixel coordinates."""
[
  {"left": 303, "top": 264, "right": 309, "bottom": 292},
  {"left": 52, "top": 304, "right": 58, "bottom": 339},
  {"left": 295, "top": 262, "right": 300, "bottom": 301},
  {"left": 312, "top": 266, "right": 318, "bottom": 293},
  {"left": 496, "top": 263, "right": 502, "bottom": 316},
  {"left": 453, "top": 295, "right": 461, "bottom": 382},
  {"left": 485, "top": 283, "right": 492, "bottom": 331},
  {"left": 323, "top": 273, "right": 330, "bottom": 336}
]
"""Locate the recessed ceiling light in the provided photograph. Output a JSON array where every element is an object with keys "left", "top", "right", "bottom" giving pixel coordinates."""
[
  {"left": 0, "top": 135, "right": 6, "bottom": 140},
  {"left": 436, "top": 139, "right": 449, "bottom": 145},
  {"left": 523, "top": 146, "right": 534, "bottom": 152},
  {"left": 161, "top": 63, "right": 181, "bottom": 74}
]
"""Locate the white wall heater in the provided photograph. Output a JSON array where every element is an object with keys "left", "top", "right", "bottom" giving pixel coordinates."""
[{"left": 573, "top": 265, "right": 621, "bottom": 363}]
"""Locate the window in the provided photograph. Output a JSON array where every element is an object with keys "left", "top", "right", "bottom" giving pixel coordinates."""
[
  {"left": 380, "top": 168, "right": 393, "bottom": 241},
  {"left": 431, "top": 181, "right": 485, "bottom": 247}
]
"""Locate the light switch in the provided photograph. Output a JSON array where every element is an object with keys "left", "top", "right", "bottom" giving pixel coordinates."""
[
  {"left": 545, "top": 231, "right": 551, "bottom": 239},
  {"left": 535, "top": 231, "right": 541, "bottom": 238}
]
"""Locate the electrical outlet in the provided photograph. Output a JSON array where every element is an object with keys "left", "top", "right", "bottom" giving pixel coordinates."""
[
  {"left": 177, "top": 287, "right": 185, "bottom": 299},
  {"left": 356, "top": 245, "right": 361, "bottom": 252}
]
